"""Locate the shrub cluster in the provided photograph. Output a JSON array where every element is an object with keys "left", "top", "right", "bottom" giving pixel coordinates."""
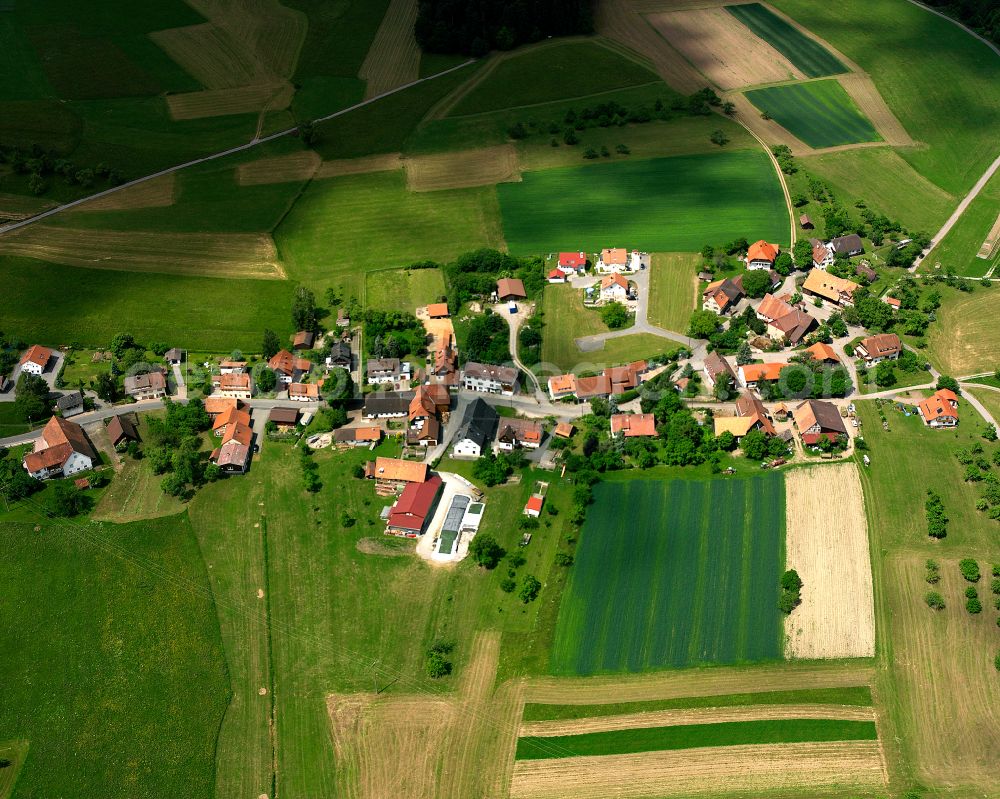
[
  {"left": 778, "top": 569, "right": 803, "bottom": 613},
  {"left": 925, "top": 490, "right": 947, "bottom": 539}
]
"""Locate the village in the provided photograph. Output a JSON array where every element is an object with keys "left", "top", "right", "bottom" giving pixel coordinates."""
[{"left": 1, "top": 226, "right": 977, "bottom": 568}]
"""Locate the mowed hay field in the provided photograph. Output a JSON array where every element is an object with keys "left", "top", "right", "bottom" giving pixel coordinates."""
[
  {"left": 744, "top": 80, "right": 881, "bottom": 149},
  {"left": 647, "top": 252, "right": 699, "bottom": 332},
  {"left": 925, "top": 286, "right": 1000, "bottom": 375},
  {"left": 274, "top": 170, "right": 504, "bottom": 294},
  {"left": 357, "top": 0, "right": 420, "bottom": 99},
  {"left": 880, "top": 553, "right": 1000, "bottom": 793},
  {"left": 646, "top": 7, "right": 804, "bottom": 90},
  {"left": 404, "top": 144, "right": 520, "bottom": 192},
  {"left": 499, "top": 151, "right": 788, "bottom": 255},
  {"left": 783, "top": 463, "right": 874, "bottom": 659},
  {"left": 724, "top": 3, "right": 847, "bottom": 78},
  {"left": 550, "top": 474, "right": 785, "bottom": 675}
]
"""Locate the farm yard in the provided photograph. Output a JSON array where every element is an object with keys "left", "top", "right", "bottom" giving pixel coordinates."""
[
  {"left": 550, "top": 474, "right": 786, "bottom": 675},
  {"left": 744, "top": 80, "right": 881, "bottom": 149},
  {"left": 498, "top": 151, "right": 789, "bottom": 256}
]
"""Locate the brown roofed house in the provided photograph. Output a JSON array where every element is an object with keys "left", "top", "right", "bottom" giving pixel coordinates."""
[
  {"left": 855, "top": 333, "right": 901, "bottom": 365},
  {"left": 371, "top": 457, "right": 428, "bottom": 488},
  {"left": 703, "top": 350, "right": 737, "bottom": 390},
  {"left": 496, "top": 278, "right": 526, "bottom": 300},
  {"left": 19, "top": 344, "right": 51, "bottom": 375},
  {"left": 268, "top": 407, "right": 299, "bottom": 428},
  {"left": 123, "top": 370, "right": 167, "bottom": 400},
  {"left": 107, "top": 414, "right": 139, "bottom": 448},
  {"left": 793, "top": 399, "right": 848, "bottom": 442},
  {"left": 802, "top": 269, "right": 858, "bottom": 306},
  {"left": 23, "top": 416, "right": 96, "bottom": 480},
  {"left": 293, "top": 330, "right": 315, "bottom": 350},
  {"left": 496, "top": 417, "right": 543, "bottom": 449},
  {"left": 767, "top": 308, "right": 817, "bottom": 345},
  {"left": 702, "top": 276, "right": 745, "bottom": 315}
]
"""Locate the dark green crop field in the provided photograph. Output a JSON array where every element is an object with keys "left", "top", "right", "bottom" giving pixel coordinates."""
[
  {"left": 725, "top": 3, "right": 847, "bottom": 77},
  {"left": 498, "top": 151, "right": 788, "bottom": 255},
  {"left": 516, "top": 718, "right": 878, "bottom": 760},
  {"left": 744, "top": 79, "right": 881, "bottom": 148},
  {"left": 550, "top": 474, "right": 786, "bottom": 675}
]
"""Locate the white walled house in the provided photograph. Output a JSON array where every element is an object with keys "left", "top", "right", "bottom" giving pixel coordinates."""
[
  {"left": 23, "top": 416, "right": 95, "bottom": 480},
  {"left": 19, "top": 345, "right": 51, "bottom": 376}
]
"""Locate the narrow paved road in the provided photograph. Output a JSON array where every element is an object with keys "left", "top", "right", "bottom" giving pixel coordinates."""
[{"left": 0, "top": 60, "right": 475, "bottom": 236}]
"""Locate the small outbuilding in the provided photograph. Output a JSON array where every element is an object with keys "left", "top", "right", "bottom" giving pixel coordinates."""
[{"left": 496, "top": 278, "right": 526, "bottom": 301}]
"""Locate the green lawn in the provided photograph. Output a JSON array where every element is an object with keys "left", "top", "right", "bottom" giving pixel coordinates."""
[
  {"left": 285, "top": 0, "right": 392, "bottom": 83},
  {"left": 550, "top": 474, "right": 785, "bottom": 675},
  {"left": 0, "top": 403, "right": 44, "bottom": 437},
  {"left": 0, "top": 740, "right": 28, "bottom": 799},
  {"left": 857, "top": 365, "right": 933, "bottom": 395},
  {"left": 516, "top": 718, "right": 876, "bottom": 760},
  {"left": 0, "top": 255, "right": 295, "bottom": 351},
  {"left": 365, "top": 266, "right": 447, "bottom": 312},
  {"left": 745, "top": 80, "right": 881, "bottom": 148},
  {"left": 725, "top": 3, "right": 847, "bottom": 77},
  {"left": 274, "top": 169, "right": 503, "bottom": 295},
  {"left": 647, "top": 252, "right": 699, "bottom": 333},
  {"left": 0, "top": 514, "right": 230, "bottom": 799},
  {"left": 498, "top": 151, "right": 789, "bottom": 255},
  {"left": 522, "top": 686, "right": 873, "bottom": 721},
  {"left": 449, "top": 41, "right": 659, "bottom": 116},
  {"left": 769, "top": 0, "right": 1000, "bottom": 197},
  {"left": 923, "top": 167, "right": 1000, "bottom": 277}
]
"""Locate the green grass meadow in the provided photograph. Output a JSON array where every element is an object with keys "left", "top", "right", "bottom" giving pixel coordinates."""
[
  {"left": 365, "top": 266, "right": 447, "bottom": 311},
  {"left": 0, "top": 515, "right": 230, "bottom": 799},
  {"left": 550, "top": 474, "right": 786, "bottom": 675},
  {"left": 499, "top": 150, "right": 788, "bottom": 255},
  {"left": 745, "top": 80, "right": 881, "bottom": 148},
  {"left": 523, "top": 686, "right": 874, "bottom": 721},
  {"left": 449, "top": 41, "right": 659, "bottom": 116},
  {"left": 274, "top": 170, "right": 503, "bottom": 295},
  {"left": 516, "top": 718, "right": 877, "bottom": 760},
  {"left": 725, "top": 3, "right": 847, "bottom": 77},
  {"left": 923, "top": 167, "right": 1000, "bottom": 277},
  {"left": 0, "top": 255, "right": 294, "bottom": 351}
]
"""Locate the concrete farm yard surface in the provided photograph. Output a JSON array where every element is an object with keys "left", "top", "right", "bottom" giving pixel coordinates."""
[{"left": 550, "top": 474, "right": 786, "bottom": 675}]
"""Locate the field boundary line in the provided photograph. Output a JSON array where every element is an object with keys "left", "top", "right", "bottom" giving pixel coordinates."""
[
  {"left": 903, "top": 0, "right": 1000, "bottom": 58},
  {"left": 0, "top": 59, "right": 476, "bottom": 237},
  {"left": 444, "top": 80, "right": 664, "bottom": 121}
]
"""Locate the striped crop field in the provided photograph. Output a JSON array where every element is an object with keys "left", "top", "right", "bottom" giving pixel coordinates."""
[
  {"left": 745, "top": 79, "right": 881, "bottom": 148},
  {"left": 498, "top": 151, "right": 788, "bottom": 255},
  {"left": 550, "top": 475, "right": 785, "bottom": 675},
  {"left": 515, "top": 718, "right": 878, "bottom": 760},
  {"left": 725, "top": 3, "right": 846, "bottom": 77}
]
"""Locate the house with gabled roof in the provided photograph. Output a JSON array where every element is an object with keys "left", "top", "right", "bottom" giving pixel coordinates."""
[
  {"left": 19, "top": 345, "right": 51, "bottom": 376},
  {"left": 292, "top": 330, "right": 315, "bottom": 350},
  {"left": 600, "top": 273, "right": 630, "bottom": 301},
  {"left": 805, "top": 342, "right": 840, "bottom": 363},
  {"left": 793, "top": 399, "right": 848, "bottom": 444},
  {"left": 268, "top": 350, "right": 312, "bottom": 384},
  {"left": 496, "top": 278, "right": 526, "bottom": 300},
  {"left": 452, "top": 398, "right": 499, "bottom": 458},
  {"left": 855, "top": 333, "right": 901, "bottom": 365},
  {"left": 547, "top": 268, "right": 567, "bottom": 283},
  {"left": 802, "top": 269, "right": 858, "bottom": 306},
  {"left": 702, "top": 276, "right": 744, "bottom": 315},
  {"left": 768, "top": 307, "right": 816, "bottom": 345},
  {"left": 212, "top": 405, "right": 251, "bottom": 436},
  {"left": 386, "top": 475, "right": 443, "bottom": 537},
  {"left": 24, "top": 416, "right": 96, "bottom": 480},
  {"left": 596, "top": 247, "right": 629, "bottom": 273},
  {"left": 746, "top": 240, "right": 780, "bottom": 270},
  {"left": 703, "top": 350, "right": 737, "bottom": 390},
  {"left": 917, "top": 389, "right": 959, "bottom": 427},
  {"left": 558, "top": 252, "right": 587, "bottom": 274},
  {"left": 124, "top": 370, "right": 167, "bottom": 400},
  {"left": 107, "top": 414, "right": 139, "bottom": 448},
  {"left": 216, "top": 372, "right": 252, "bottom": 400},
  {"left": 738, "top": 362, "right": 786, "bottom": 389},
  {"left": 462, "top": 361, "right": 518, "bottom": 396},
  {"left": 496, "top": 417, "right": 543, "bottom": 450},
  {"left": 55, "top": 391, "right": 84, "bottom": 418},
  {"left": 288, "top": 382, "right": 320, "bottom": 401},
  {"left": 211, "top": 417, "right": 253, "bottom": 474},
  {"left": 610, "top": 413, "right": 657, "bottom": 437}
]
